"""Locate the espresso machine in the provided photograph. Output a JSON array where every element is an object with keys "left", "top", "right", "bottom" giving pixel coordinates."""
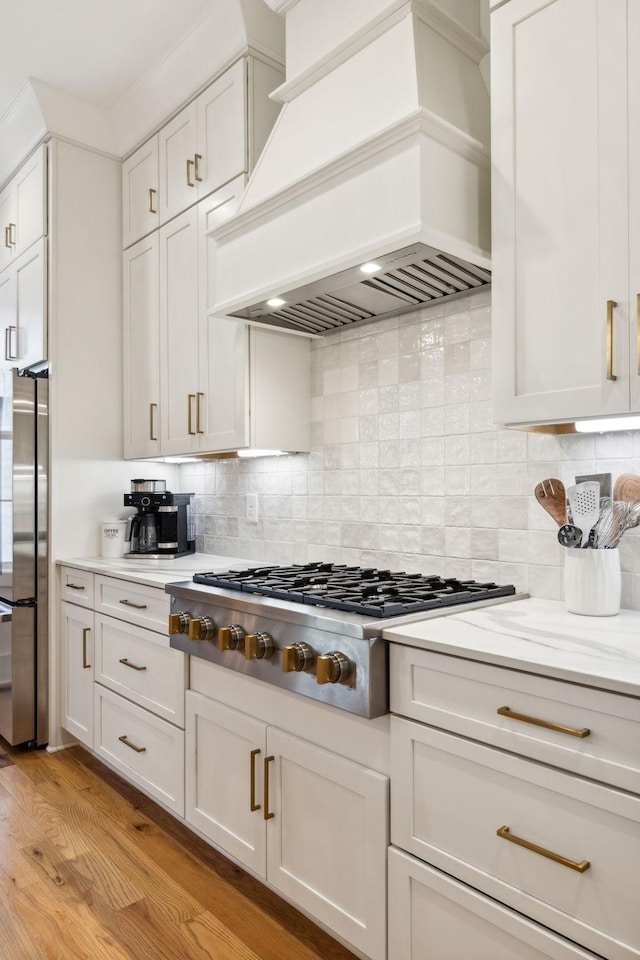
[{"left": 124, "top": 480, "right": 195, "bottom": 558}]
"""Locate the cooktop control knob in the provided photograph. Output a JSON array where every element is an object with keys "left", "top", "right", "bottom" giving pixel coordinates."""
[
  {"left": 168, "top": 611, "right": 190, "bottom": 635},
  {"left": 218, "top": 624, "right": 245, "bottom": 651},
  {"left": 316, "top": 652, "right": 352, "bottom": 685},
  {"left": 188, "top": 616, "right": 215, "bottom": 642},
  {"left": 281, "top": 642, "right": 314, "bottom": 673},
  {"left": 244, "top": 632, "right": 274, "bottom": 660}
]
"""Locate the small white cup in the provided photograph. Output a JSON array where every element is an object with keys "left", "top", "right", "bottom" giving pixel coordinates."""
[
  {"left": 101, "top": 520, "right": 127, "bottom": 558},
  {"left": 563, "top": 548, "right": 621, "bottom": 616}
]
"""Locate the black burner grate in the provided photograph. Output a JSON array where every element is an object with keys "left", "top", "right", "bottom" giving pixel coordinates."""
[{"left": 192, "top": 563, "right": 516, "bottom": 618}]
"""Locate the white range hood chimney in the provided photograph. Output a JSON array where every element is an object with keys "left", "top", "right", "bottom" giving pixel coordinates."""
[{"left": 211, "top": 0, "right": 490, "bottom": 335}]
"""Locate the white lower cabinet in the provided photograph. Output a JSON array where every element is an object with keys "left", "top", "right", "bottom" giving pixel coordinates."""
[
  {"left": 185, "top": 691, "right": 388, "bottom": 960},
  {"left": 94, "top": 685, "right": 184, "bottom": 816},
  {"left": 387, "top": 639, "right": 640, "bottom": 960},
  {"left": 60, "top": 568, "right": 186, "bottom": 815},
  {"left": 60, "top": 600, "right": 94, "bottom": 748},
  {"left": 388, "top": 848, "right": 601, "bottom": 960}
]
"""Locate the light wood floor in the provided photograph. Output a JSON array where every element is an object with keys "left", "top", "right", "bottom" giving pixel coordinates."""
[{"left": 0, "top": 740, "right": 358, "bottom": 960}]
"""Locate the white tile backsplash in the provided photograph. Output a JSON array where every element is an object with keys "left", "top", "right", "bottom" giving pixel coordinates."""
[{"left": 180, "top": 290, "right": 640, "bottom": 608}]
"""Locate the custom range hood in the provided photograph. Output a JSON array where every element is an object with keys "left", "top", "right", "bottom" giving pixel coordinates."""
[{"left": 211, "top": 0, "right": 491, "bottom": 336}]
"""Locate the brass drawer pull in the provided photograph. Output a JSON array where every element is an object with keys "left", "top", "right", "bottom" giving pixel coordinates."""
[
  {"left": 119, "top": 658, "right": 147, "bottom": 672},
  {"left": 187, "top": 393, "right": 196, "bottom": 435},
  {"left": 606, "top": 299, "right": 617, "bottom": 381},
  {"left": 250, "top": 748, "right": 261, "bottom": 812},
  {"left": 118, "top": 735, "right": 146, "bottom": 754},
  {"left": 67, "top": 583, "right": 85, "bottom": 591},
  {"left": 194, "top": 153, "right": 203, "bottom": 182},
  {"left": 82, "top": 627, "right": 91, "bottom": 669},
  {"left": 196, "top": 391, "right": 204, "bottom": 434},
  {"left": 497, "top": 825, "right": 590, "bottom": 873},
  {"left": 263, "top": 755, "right": 275, "bottom": 821},
  {"left": 119, "top": 599, "right": 148, "bottom": 610},
  {"left": 148, "top": 187, "right": 157, "bottom": 214},
  {"left": 497, "top": 706, "right": 590, "bottom": 739},
  {"left": 186, "top": 158, "right": 195, "bottom": 187}
]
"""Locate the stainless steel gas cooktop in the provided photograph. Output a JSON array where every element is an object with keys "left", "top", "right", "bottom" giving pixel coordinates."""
[{"left": 167, "top": 563, "right": 521, "bottom": 718}]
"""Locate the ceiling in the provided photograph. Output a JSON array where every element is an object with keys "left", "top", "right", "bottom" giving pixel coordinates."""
[{"left": 0, "top": 0, "right": 223, "bottom": 122}]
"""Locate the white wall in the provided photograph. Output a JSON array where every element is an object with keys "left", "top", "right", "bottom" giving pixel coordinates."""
[{"left": 180, "top": 288, "right": 640, "bottom": 611}]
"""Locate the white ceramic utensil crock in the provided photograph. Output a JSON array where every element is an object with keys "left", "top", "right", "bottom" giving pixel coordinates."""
[{"left": 563, "top": 548, "right": 621, "bottom": 616}]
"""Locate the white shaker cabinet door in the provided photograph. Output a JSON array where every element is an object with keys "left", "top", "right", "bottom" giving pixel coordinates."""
[
  {"left": 60, "top": 602, "right": 94, "bottom": 748},
  {"left": 266, "top": 727, "right": 388, "bottom": 960},
  {"left": 491, "top": 0, "right": 629, "bottom": 425},
  {"left": 185, "top": 692, "right": 268, "bottom": 877},
  {"left": 197, "top": 177, "right": 249, "bottom": 452},
  {"left": 159, "top": 207, "right": 199, "bottom": 455},
  {"left": 123, "top": 233, "right": 161, "bottom": 459},
  {"left": 14, "top": 237, "right": 47, "bottom": 370},
  {"left": 122, "top": 136, "right": 159, "bottom": 248},
  {"left": 628, "top": 2, "right": 640, "bottom": 412},
  {"left": 158, "top": 102, "right": 198, "bottom": 225},
  {"left": 196, "top": 59, "right": 247, "bottom": 198}
]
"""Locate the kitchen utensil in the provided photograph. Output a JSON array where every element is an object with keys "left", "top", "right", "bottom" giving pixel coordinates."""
[
  {"left": 566, "top": 481, "right": 601, "bottom": 547},
  {"left": 131, "top": 479, "right": 166, "bottom": 493},
  {"left": 557, "top": 524, "right": 583, "bottom": 548},
  {"left": 534, "top": 478, "right": 567, "bottom": 526},
  {"left": 613, "top": 473, "right": 640, "bottom": 505},
  {"left": 593, "top": 500, "right": 629, "bottom": 549},
  {"left": 607, "top": 501, "right": 640, "bottom": 547},
  {"left": 576, "top": 472, "right": 612, "bottom": 500}
]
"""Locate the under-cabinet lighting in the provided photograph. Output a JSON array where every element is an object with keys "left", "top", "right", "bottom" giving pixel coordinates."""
[
  {"left": 267, "top": 297, "right": 286, "bottom": 308},
  {"left": 359, "top": 261, "right": 381, "bottom": 274},
  {"left": 237, "top": 449, "right": 287, "bottom": 458},
  {"left": 575, "top": 415, "right": 640, "bottom": 433}
]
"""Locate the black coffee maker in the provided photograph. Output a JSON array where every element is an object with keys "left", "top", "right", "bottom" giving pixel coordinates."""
[{"left": 124, "top": 480, "right": 195, "bottom": 558}]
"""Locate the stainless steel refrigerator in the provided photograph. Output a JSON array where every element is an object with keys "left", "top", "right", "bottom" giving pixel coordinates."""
[{"left": 0, "top": 369, "right": 48, "bottom": 746}]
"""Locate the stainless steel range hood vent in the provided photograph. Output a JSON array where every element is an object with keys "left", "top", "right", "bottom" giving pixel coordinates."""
[{"left": 232, "top": 244, "right": 491, "bottom": 335}]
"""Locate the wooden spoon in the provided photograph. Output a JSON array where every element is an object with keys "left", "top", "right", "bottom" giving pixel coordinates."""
[
  {"left": 534, "top": 478, "right": 567, "bottom": 526},
  {"left": 613, "top": 473, "right": 640, "bottom": 505}
]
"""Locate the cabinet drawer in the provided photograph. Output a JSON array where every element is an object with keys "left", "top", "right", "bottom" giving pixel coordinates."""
[
  {"left": 59, "top": 566, "right": 94, "bottom": 607},
  {"left": 390, "top": 644, "right": 640, "bottom": 793},
  {"left": 389, "top": 847, "right": 601, "bottom": 960},
  {"left": 94, "top": 575, "right": 169, "bottom": 633},
  {"left": 391, "top": 718, "right": 640, "bottom": 960},
  {"left": 94, "top": 614, "right": 186, "bottom": 726},
  {"left": 94, "top": 685, "right": 184, "bottom": 816}
]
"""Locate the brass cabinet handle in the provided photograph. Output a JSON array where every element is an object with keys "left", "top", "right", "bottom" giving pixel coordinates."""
[
  {"left": 263, "top": 755, "right": 275, "bottom": 820},
  {"left": 194, "top": 153, "right": 203, "bottom": 182},
  {"left": 119, "top": 599, "right": 147, "bottom": 610},
  {"left": 196, "top": 392, "right": 204, "bottom": 434},
  {"left": 187, "top": 393, "right": 196, "bottom": 435},
  {"left": 82, "top": 627, "right": 91, "bottom": 669},
  {"left": 4, "top": 226, "right": 10, "bottom": 249},
  {"left": 186, "top": 158, "right": 195, "bottom": 187},
  {"left": 119, "top": 658, "right": 147, "bottom": 672},
  {"left": 497, "top": 825, "right": 590, "bottom": 873},
  {"left": 67, "top": 583, "right": 85, "bottom": 591},
  {"left": 497, "top": 706, "right": 590, "bottom": 739},
  {"left": 148, "top": 187, "right": 157, "bottom": 214},
  {"left": 250, "top": 748, "right": 261, "bottom": 812},
  {"left": 118, "top": 735, "right": 146, "bottom": 754},
  {"left": 149, "top": 402, "right": 158, "bottom": 441},
  {"left": 9, "top": 223, "right": 15, "bottom": 246},
  {"left": 606, "top": 299, "right": 617, "bottom": 381}
]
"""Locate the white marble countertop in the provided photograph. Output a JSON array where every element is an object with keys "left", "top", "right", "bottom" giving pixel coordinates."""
[
  {"left": 382, "top": 597, "right": 640, "bottom": 698},
  {"left": 56, "top": 553, "right": 254, "bottom": 589}
]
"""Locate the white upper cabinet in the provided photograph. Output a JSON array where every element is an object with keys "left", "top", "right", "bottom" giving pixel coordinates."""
[
  {"left": 0, "top": 238, "right": 47, "bottom": 371},
  {"left": 0, "top": 144, "right": 47, "bottom": 274},
  {"left": 122, "top": 136, "right": 159, "bottom": 249},
  {"left": 491, "top": 0, "right": 634, "bottom": 426},
  {"left": 123, "top": 56, "right": 284, "bottom": 246},
  {"left": 123, "top": 232, "right": 161, "bottom": 459}
]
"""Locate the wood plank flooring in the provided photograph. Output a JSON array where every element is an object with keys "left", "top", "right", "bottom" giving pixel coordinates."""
[{"left": 0, "top": 740, "right": 359, "bottom": 960}]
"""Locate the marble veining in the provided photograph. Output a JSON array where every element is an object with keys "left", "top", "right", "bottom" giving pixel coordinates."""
[{"left": 383, "top": 597, "right": 640, "bottom": 697}]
